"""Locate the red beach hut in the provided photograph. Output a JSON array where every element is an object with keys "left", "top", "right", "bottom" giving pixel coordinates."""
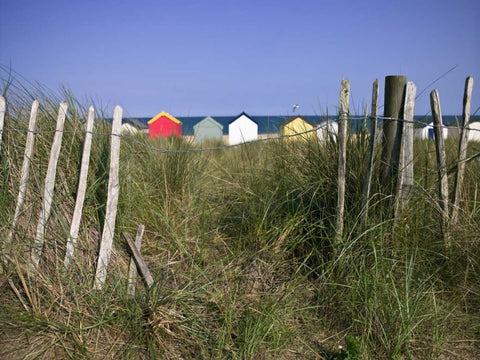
[{"left": 148, "top": 111, "right": 182, "bottom": 139}]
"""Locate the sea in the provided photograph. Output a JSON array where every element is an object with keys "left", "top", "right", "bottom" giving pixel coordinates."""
[{"left": 124, "top": 114, "right": 480, "bottom": 135}]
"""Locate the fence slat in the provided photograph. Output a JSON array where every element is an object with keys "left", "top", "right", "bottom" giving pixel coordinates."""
[
  {"left": 335, "top": 78, "right": 350, "bottom": 241},
  {"left": 127, "top": 224, "right": 145, "bottom": 295},
  {"left": 93, "top": 105, "right": 123, "bottom": 290},
  {"left": 64, "top": 106, "right": 95, "bottom": 268},
  {"left": 394, "top": 81, "right": 416, "bottom": 218},
  {"left": 430, "top": 90, "right": 450, "bottom": 246},
  {"left": 361, "top": 79, "right": 379, "bottom": 226},
  {"left": 451, "top": 76, "right": 473, "bottom": 224},
  {"left": 31, "top": 102, "right": 68, "bottom": 267},
  {"left": 123, "top": 231, "right": 154, "bottom": 288},
  {"left": 5, "top": 100, "right": 39, "bottom": 248},
  {"left": 0, "top": 95, "right": 5, "bottom": 154}
]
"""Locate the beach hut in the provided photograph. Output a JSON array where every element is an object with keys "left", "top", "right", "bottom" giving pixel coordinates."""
[
  {"left": 121, "top": 123, "right": 138, "bottom": 135},
  {"left": 467, "top": 122, "right": 480, "bottom": 142},
  {"left": 193, "top": 116, "right": 224, "bottom": 144},
  {"left": 280, "top": 116, "right": 315, "bottom": 140},
  {"left": 317, "top": 120, "right": 338, "bottom": 142},
  {"left": 415, "top": 121, "right": 448, "bottom": 140},
  {"left": 228, "top": 112, "right": 258, "bottom": 145},
  {"left": 148, "top": 111, "right": 182, "bottom": 139}
]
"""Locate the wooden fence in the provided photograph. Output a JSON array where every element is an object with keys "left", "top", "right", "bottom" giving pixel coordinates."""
[{"left": 0, "top": 75, "right": 475, "bottom": 291}]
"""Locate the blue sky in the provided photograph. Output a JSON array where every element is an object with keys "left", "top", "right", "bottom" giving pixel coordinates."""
[{"left": 1, "top": 0, "right": 479, "bottom": 118}]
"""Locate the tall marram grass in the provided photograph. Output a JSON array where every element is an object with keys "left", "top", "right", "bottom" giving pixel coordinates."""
[{"left": 1, "top": 79, "right": 479, "bottom": 359}]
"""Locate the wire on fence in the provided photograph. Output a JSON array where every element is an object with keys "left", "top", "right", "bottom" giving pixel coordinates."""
[{"left": 2, "top": 115, "right": 480, "bottom": 155}]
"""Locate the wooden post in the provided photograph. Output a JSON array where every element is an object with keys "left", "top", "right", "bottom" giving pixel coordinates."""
[
  {"left": 127, "top": 224, "right": 145, "bottom": 295},
  {"left": 31, "top": 102, "right": 68, "bottom": 267},
  {"left": 0, "top": 96, "right": 5, "bottom": 154},
  {"left": 335, "top": 79, "right": 350, "bottom": 241},
  {"left": 124, "top": 231, "right": 154, "bottom": 288},
  {"left": 451, "top": 77, "right": 473, "bottom": 224},
  {"left": 93, "top": 106, "right": 123, "bottom": 290},
  {"left": 381, "top": 75, "right": 407, "bottom": 190},
  {"left": 430, "top": 90, "right": 450, "bottom": 246},
  {"left": 64, "top": 106, "right": 95, "bottom": 268},
  {"left": 5, "top": 100, "right": 39, "bottom": 248},
  {"left": 394, "top": 81, "right": 416, "bottom": 218},
  {"left": 361, "top": 79, "right": 379, "bottom": 225}
]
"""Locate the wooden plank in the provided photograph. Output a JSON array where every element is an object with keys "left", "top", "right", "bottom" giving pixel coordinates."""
[
  {"left": 394, "top": 81, "right": 416, "bottom": 219},
  {"left": 430, "top": 90, "right": 450, "bottom": 246},
  {"left": 361, "top": 79, "right": 379, "bottom": 226},
  {"left": 0, "top": 95, "right": 5, "bottom": 153},
  {"left": 451, "top": 76, "right": 473, "bottom": 224},
  {"left": 64, "top": 106, "right": 95, "bottom": 268},
  {"left": 123, "top": 231, "right": 154, "bottom": 288},
  {"left": 93, "top": 106, "right": 123, "bottom": 290},
  {"left": 31, "top": 102, "right": 68, "bottom": 267},
  {"left": 127, "top": 224, "right": 145, "bottom": 295},
  {"left": 335, "top": 78, "right": 350, "bottom": 241},
  {"left": 5, "top": 100, "right": 39, "bottom": 247}
]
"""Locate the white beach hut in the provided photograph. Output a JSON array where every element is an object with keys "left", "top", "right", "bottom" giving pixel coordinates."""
[
  {"left": 228, "top": 112, "right": 258, "bottom": 145},
  {"left": 415, "top": 121, "right": 448, "bottom": 140},
  {"left": 317, "top": 120, "right": 338, "bottom": 142},
  {"left": 467, "top": 122, "right": 480, "bottom": 142},
  {"left": 121, "top": 123, "right": 138, "bottom": 135}
]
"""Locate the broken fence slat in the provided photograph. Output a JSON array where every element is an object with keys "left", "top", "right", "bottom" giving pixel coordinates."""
[
  {"left": 127, "top": 224, "right": 145, "bottom": 295},
  {"left": 123, "top": 231, "right": 154, "bottom": 288}
]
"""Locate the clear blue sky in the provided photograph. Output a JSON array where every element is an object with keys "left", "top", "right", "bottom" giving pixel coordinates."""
[{"left": 1, "top": 0, "right": 479, "bottom": 118}]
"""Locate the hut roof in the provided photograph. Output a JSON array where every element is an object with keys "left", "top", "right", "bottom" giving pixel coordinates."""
[
  {"left": 229, "top": 112, "right": 257, "bottom": 125},
  {"left": 281, "top": 116, "right": 315, "bottom": 127},
  {"left": 148, "top": 111, "right": 182, "bottom": 125},
  {"left": 193, "top": 116, "right": 223, "bottom": 131}
]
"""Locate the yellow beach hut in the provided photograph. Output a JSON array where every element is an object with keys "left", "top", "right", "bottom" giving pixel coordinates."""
[{"left": 280, "top": 116, "right": 315, "bottom": 140}]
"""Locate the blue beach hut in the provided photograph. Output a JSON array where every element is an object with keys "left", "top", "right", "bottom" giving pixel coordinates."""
[{"left": 193, "top": 116, "right": 224, "bottom": 144}]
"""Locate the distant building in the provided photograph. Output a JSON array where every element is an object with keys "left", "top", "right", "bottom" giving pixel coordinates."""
[
  {"left": 415, "top": 121, "right": 448, "bottom": 140},
  {"left": 228, "top": 112, "right": 258, "bottom": 145},
  {"left": 148, "top": 111, "right": 182, "bottom": 139},
  {"left": 467, "top": 122, "right": 480, "bottom": 142},
  {"left": 280, "top": 116, "right": 316, "bottom": 140},
  {"left": 193, "top": 116, "right": 224, "bottom": 144},
  {"left": 317, "top": 120, "right": 339, "bottom": 142},
  {"left": 121, "top": 123, "right": 138, "bottom": 135}
]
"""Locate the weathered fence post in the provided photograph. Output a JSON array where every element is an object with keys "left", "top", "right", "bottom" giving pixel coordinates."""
[
  {"left": 5, "top": 100, "right": 39, "bottom": 248},
  {"left": 64, "top": 106, "right": 95, "bottom": 268},
  {"left": 335, "top": 78, "right": 350, "bottom": 241},
  {"left": 430, "top": 90, "right": 450, "bottom": 246},
  {"left": 394, "top": 81, "right": 416, "bottom": 219},
  {"left": 127, "top": 224, "right": 146, "bottom": 295},
  {"left": 381, "top": 75, "right": 407, "bottom": 190},
  {"left": 451, "top": 76, "right": 473, "bottom": 224},
  {"left": 93, "top": 105, "right": 123, "bottom": 290},
  {"left": 31, "top": 102, "right": 68, "bottom": 267},
  {"left": 361, "top": 79, "right": 379, "bottom": 226},
  {"left": 0, "top": 96, "right": 5, "bottom": 154}
]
